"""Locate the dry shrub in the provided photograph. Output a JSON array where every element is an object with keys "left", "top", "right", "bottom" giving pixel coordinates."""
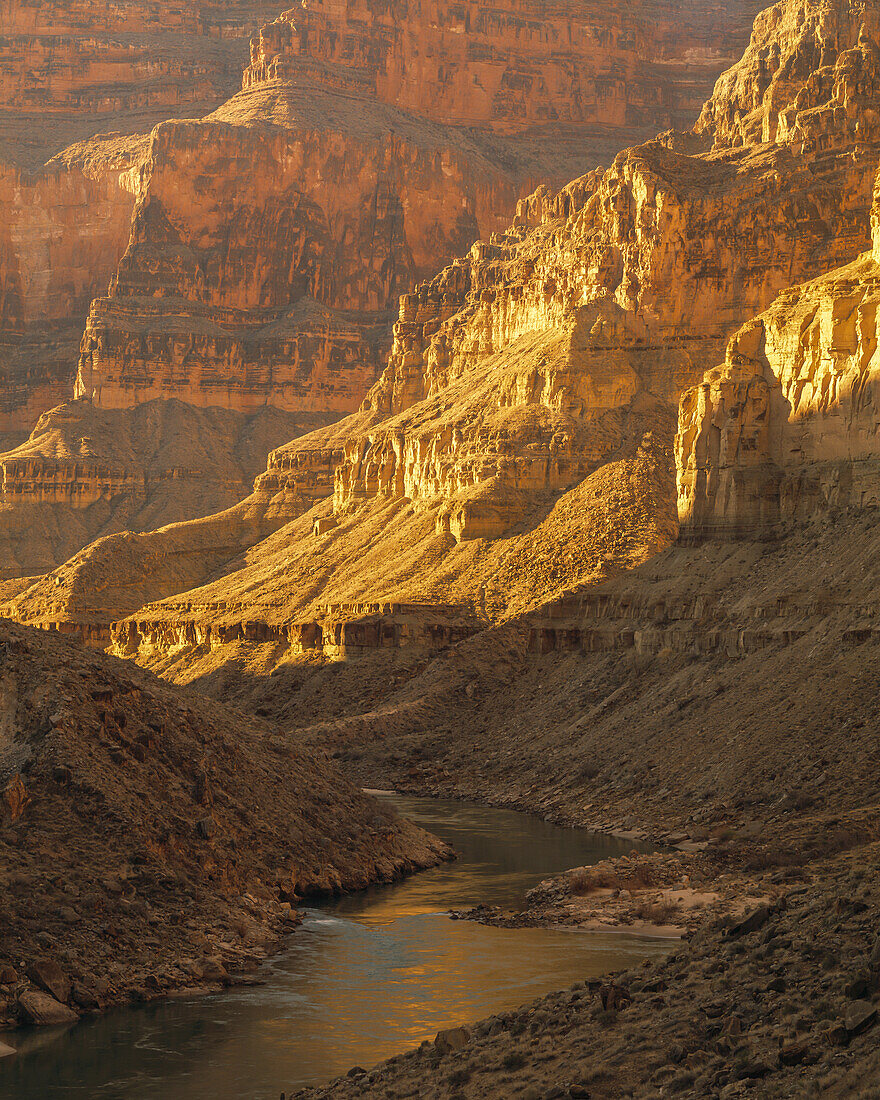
[
  {"left": 632, "top": 898, "right": 680, "bottom": 924},
  {"left": 569, "top": 861, "right": 656, "bottom": 896},
  {"left": 569, "top": 868, "right": 599, "bottom": 895}
]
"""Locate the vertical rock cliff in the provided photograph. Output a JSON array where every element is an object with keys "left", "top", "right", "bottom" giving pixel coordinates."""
[
  {"left": 276, "top": 0, "right": 880, "bottom": 539},
  {"left": 0, "top": 0, "right": 282, "bottom": 446},
  {"left": 14, "top": 0, "right": 880, "bottom": 646},
  {"left": 71, "top": 0, "right": 765, "bottom": 421},
  {"left": 676, "top": 169, "right": 880, "bottom": 539},
  {"left": 0, "top": 136, "right": 149, "bottom": 448}
]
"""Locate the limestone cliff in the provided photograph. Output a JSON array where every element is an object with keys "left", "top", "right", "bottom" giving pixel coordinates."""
[
  {"left": 244, "top": 0, "right": 761, "bottom": 134},
  {"left": 0, "top": 1, "right": 280, "bottom": 445},
  {"left": 15, "top": 0, "right": 880, "bottom": 647},
  {"left": 71, "top": 0, "right": 763, "bottom": 423},
  {"left": 676, "top": 169, "right": 880, "bottom": 539}
]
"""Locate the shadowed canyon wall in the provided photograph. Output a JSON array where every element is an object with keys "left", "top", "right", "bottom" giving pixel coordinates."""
[
  {"left": 0, "top": 397, "right": 333, "bottom": 578},
  {"left": 0, "top": 0, "right": 281, "bottom": 449}
]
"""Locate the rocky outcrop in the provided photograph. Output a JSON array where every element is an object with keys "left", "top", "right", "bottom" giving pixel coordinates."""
[
  {"left": 71, "top": 0, "right": 764, "bottom": 424},
  {"left": 73, "top": 116, "right": 496, "bottom": 417},
  {"left": 0, "top": 617, "right": 448, "bottom": 1030},
  {"left": 0, "top": 398, "right": 332, "bottom": 578},
  {"left": 677, "top": 161, "right": 880, "bottom": 539},
  {"left": 110, "top": 602, "right": 479, "bottom": 661}
]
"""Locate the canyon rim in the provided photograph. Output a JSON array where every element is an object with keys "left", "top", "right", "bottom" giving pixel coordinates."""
[{"left": 3, "top": 1, "right": 880, "bottom": 1098}]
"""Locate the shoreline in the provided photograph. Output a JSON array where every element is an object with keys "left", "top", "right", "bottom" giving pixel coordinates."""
[{"left": 0, "top": 836, "right": 454, "bottom": 1041}]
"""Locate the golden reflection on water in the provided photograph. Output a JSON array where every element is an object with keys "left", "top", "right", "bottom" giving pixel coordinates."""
[{"left": 1, "top": 796, "right": 671, "bottom": 1100}]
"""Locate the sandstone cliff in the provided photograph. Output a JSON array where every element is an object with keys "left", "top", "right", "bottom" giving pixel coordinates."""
[
  {"left": 71, "top": 0, "right": 763, "bottom": 423},
  {"left": 677, "top": 169, "right": 880, "bottom": 539},
  {"left": 45, "top": 0, "right": 880, "bottom": 659},
  {"left": 0, "top": 1, "right": 280, "bottom": 445}
]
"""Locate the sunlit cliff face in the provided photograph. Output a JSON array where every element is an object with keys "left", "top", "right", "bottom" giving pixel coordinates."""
[
  {"left": 676, "top": 156, "right": 880, "bottom": 541},
  {"left": 0, "top": 0, "right": 765, "bottom": 442},
  {"left": 244, "top": 0, "right": 763, "bottom": 132}
]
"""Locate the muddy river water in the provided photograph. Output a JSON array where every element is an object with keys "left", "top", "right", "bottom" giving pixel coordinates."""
[{"left": 1, "top": 794, "right": 672, "bottom": 1099}]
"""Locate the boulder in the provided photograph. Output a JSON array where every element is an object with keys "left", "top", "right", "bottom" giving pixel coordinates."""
[
  {"left": 26, "top": 960, "right": 70, "bottom": 1004},
  {"left": 845, "top": 1000, "right": 877, "bottom": 1036},
  {"left": 17, "top": 990, "right": 78, "bottom": 1026},
  {"left": 727, "top": 905, "right": 770, "bottom": 938},
  {"left": 434, "top": 1026, "right": 471, "bottom": 1054}
]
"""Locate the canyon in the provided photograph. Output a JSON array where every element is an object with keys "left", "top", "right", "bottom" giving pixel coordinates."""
[
  {"left": 72, "top": 0, "right": 764, "bottom": 423},
  {"left": 15, "top": 0, "right": 880, "bottom": 653},
  {"left": 0, "top": 0, "right": 764, "bottom": 575},
  {"left": 7, "top": 0, "right": 880, "bottom": 1096}
]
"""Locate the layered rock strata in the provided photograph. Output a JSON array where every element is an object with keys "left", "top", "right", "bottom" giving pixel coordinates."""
[
  {"left": 0, "top": 398, "right": 331, "bottom": 578},
  {"left": 111, "top": 602, "right": 479, "bottom": 662},
  {"left": 677, "top": 165, "right": 880, "bottom": 539},
  {"left": 0, "top": 0, "right": 280, "bottom": 168},
  {"left": 0, "top": 135, "right": 149, "bottom": 446},
  {"left": 244, "top": 0, "right": 763, "bottom": 134},
  {"left": 293, "top": 0, "right": 880, "bottom": 534},
  {"left": 71, "top": 0, "right": 764, "bottom": 424},
  {"left": 14, "top": 0, "right": 880, "bottom": 648},
  {"left": 0, "top": 1, "right": 279, "bottom": 443}
]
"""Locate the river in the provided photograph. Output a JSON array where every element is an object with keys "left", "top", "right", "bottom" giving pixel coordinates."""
[{"left": 1, "top": 794, "right": 672, "bottom": 1099}]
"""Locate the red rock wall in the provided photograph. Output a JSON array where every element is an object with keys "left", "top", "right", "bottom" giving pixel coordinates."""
[
  {"left": 245, "top": 0, "right": 763, "bottom": 132},
  {"left": 72, "top": 0, "right": 765, "bottom": 419},
  {"left": 0, "top": 1, "right": 284, "bottom": 444}
]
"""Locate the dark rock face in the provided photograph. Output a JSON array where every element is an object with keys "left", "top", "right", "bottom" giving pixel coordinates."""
[{"left": 0, "top": 619, "right": 449, "bottom": 1028}]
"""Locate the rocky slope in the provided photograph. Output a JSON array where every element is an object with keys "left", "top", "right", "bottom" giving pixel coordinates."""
[
  {"left": 21, "top": 0, "right": 880, "bottom": 649},
  {"left": 0, "top": 2, "right": 281, "bottom": 446},
  {"left": 0, "top": 398, "right": 332, "bottom": 578},
  {"left": 0, "top": 617, "right": 448, "bottom": 1031}
]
